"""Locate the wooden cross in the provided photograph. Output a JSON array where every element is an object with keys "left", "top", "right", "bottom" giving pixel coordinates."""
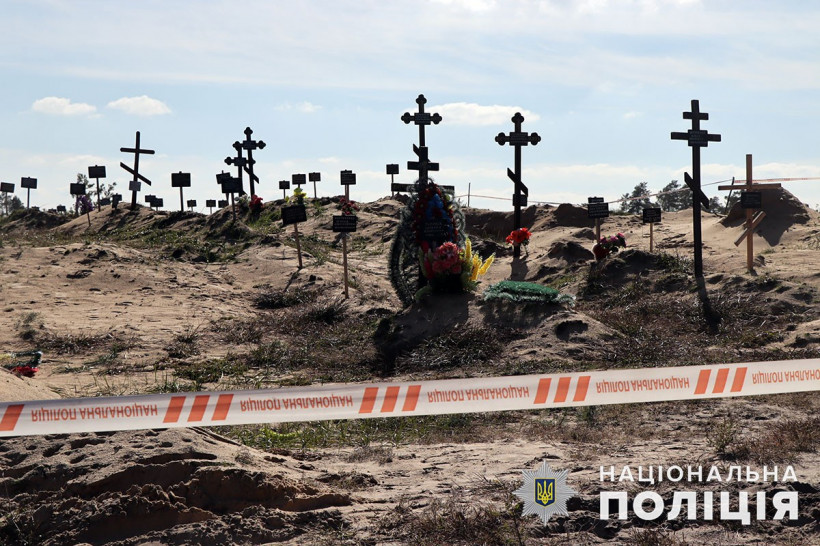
[
  {"left": 240, "top": 127, "right": 265, "bottom": 197},
  {"left": 670, "top": 99, "right": 721, "bottom": 278},
  {"left": 717, "top": 154, "right": 781, "bottom": 271},
  {"left": 225, "top": 142, "right": 247, "bottom": 197},
  {"left": 496, "top": 112, "right": 540, "bottom": 259},
  {"left": 401, "top": 94, "right": 441, "bottom": 148},
  {"left": 120, "top": 131, "right": 155, "bottom": 210}
]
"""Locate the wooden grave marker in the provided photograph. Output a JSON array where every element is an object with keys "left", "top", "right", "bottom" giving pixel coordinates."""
[
  {"left": 71, "top": 183, "right": 92, "bottom": 225},
  {"left": 309, "top": 172, "right": 321, "bottom": 198},
  {"left": 87, "top": 165, "right": 106, "bottom": 209},
  {"left": 171, "top": 171, "right": 192, "bottom": 212},
  {"left": 100, "top": 197, "right": 111, "bottom": 207},
  {"left": 496, "top": 112, "right": 541, "bottom": 258},
  {"left": 642, "top": 207, "right": 662, "bottom": 252},
  {"left": 281, "top": 197, "right": 307, "bottom": 269},
  {"left": 279, "top": 180, "right": 290, "bottom": 200},
  {"left": 717, "top": 154, "right": 781, "bottom": 271},
  {"left": 0, "top": 182, "right": 14, "bottom": 215},
  {"left": 587, "top": 196, "right": 609, "bottom": 243},
  {"left": 334, "top": 170, "right": 359, "bottom": 298},
  {"left": 216, "top": 171, "right": 242, "bottom": 222},
  {"left": 239, "top": 127, "right": 265, "bottom": 197},
  {"left": 187, "top": 199, "right": 197, "bottom": 211},
  {"left": 20, "top": 177, "right": 37, "bottom": 209},
  {"left": 671, "top": 99, "right": 721, "bottom": 278},
  {"left": 218, "top": 199, "right": 229, "bottom": 208},
  {"left": 120, "top": 131, "right": 155, "bottom": 210},
  {"left": 386, "top": 163, "right": 399, "bottom": 196},
  {"left": 206, "top": 199, "right": 216, "bottom": 214},
  {"left": 292, "top": 173, "right": 307, "bottom": 189},
  {"left": 56, "top": 205, "right": 67, "bottom": 214},
  {"left": 112, "top": 193, "right": 123, "bottom": 210}
]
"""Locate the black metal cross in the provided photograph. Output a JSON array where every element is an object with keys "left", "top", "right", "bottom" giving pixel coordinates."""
[
  {"left": 120, "top": 131, "right": 155, "bottom": 210},
  {"left": 407, "top": 144, "right": 439, "bottom": 186},
  {"left": 496, "top": 112, "right": 540, "bottom": 258},
  {"left": 225, "top": 142, "right": 248, "bottom": 196},
  {"left": 401, "top": 94, "right": 441, "bottom": 148},
  {"left": 240, "top": 127, "right": 265, "bottom": 197},
  {"left": 671, "top": 99, "right": 721, "bottom": 278}
]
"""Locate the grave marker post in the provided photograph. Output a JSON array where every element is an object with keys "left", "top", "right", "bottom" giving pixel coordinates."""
[
  {"left": 206, "top": 199, "right": 216, "bottom": 214},
  {"left": 642, "top": 207, "right": 662, "bottom": 252},
  {"left": 20, "top": 177, "right": 37, "bottom": 209},
  {"left": 216, "top": 172, "right": 241, "bottom": 222},
  {"left": 240, "top": 127, "right": 265, "bottom": 197},
  {"left": 70, "top": 182, "right": 91, "bottom": 225},
  {"left": 0, "top": 182, "right": 14, "bottom": 215},
  {"left": 171, "top": 172, "right": 192, "bottom": 212},
  {"left": 337, "top": 170, "right": 358, "bottom": 298},
  {"left": 496, "top": 112, "right": 541, "bottom": 258},
  {"left": 309, "top": 172, "right": 321, "bottom": 199},
  {"left": 281, "top": 200, "right": 308, "bottom": 269},
  {"left": 187, "top": 199, "right": 197, "bottom": 212},
  {"left": 587, "top": 197, "right": 609, "bottom": 242},
  {"left": 120, "top": 131, "right": 155, "bottom": 210},
  {"left": 225, "top": 142, "right": 247, "bottom": 203},
  {"left": 671, "top": 99, "right": 721, "bottom": 278},
  {"left": 717, "top": 154, "right": 781, "bottom": 271},
  {"left": 279, "top": 180, "right": 290, "bottom": 200},
  {"left": 386, "top": 164, "right": 399, "bottom": 197},
  {"left": 87, "top": 165, "right": 106, "bottom": 209}
]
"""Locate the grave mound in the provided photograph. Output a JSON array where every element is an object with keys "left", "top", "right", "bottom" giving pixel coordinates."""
[
  {"left": 552, "top": 203, "right": 594, "bottom": 228},
  {"left": 0, "top": 208, "right": 70, "bottom": 234},
  {"left": 721, "top": 187, "right": 813, "bottom": 227}
]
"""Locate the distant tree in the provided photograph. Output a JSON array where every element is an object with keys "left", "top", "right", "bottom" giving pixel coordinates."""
[
  {"left": 619, "top": 182, "right": 654, "bottom": 214},
  {"left": 657, "top": 180, "right": 692, "bottom": 212},
  {"left": 708, "top": 196, "right": 722, "bottom": 212},
  {"left": 0, "top": 194, "right": 23, "bottom": 215}
]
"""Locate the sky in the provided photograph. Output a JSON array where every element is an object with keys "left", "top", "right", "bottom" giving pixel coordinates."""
[{"left": 1, "top": 0, "right": 819, "bottom": 213}]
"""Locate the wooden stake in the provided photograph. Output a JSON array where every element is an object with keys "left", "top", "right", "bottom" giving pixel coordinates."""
[
  {"left": 342, "top": 234, "right": 349, "bottom": 299},
  {"left": 649, "top": 221, "right": 654, "bottom": 253},
  {"left": 595, "top": 218, "right": 601, "bottom": 243},
  {"left": 293, "top": 223, "right": 303, "bottom": 269}
]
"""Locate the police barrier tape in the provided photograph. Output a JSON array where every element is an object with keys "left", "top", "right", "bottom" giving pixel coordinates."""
[{"left": 1, "top": 358, "right": 818, "bottom": 437}]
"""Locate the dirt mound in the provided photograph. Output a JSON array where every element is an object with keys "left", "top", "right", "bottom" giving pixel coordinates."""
[
  {"left": 0, "top": 209, "right": 70, "bottom": 235},
  {"left": 463, "top": 206, "right": 540, "bottom": 240},
  {"left": 721, "top": 187, "right": 814, "bottom": 228},
  {"left": 552, "top": 203, "right": 594, "bottom": 228},
  {"left": 0, "top": 428, "right": 350, "bottom": 545}
]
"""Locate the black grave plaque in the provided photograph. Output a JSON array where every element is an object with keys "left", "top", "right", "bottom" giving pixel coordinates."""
[
  {"left": 70, "top": 183, "right": 86, "bottom": 196},
  {"left": 112, "top": 194, "right": 123, "bottom": 207},
  {"left": 740, "top": 191, "right": 762, "bottom": 209},
  {"left": 154, "top": 198, "right": 164, "bottom": 208},
  {"left": 643, "top": 208, "right": 662, "bottom": 224},
  {"left": 587, "top": 202, "right": 609, "bottom": 219},
  {"left": 512, "top": 193, "right": 527, "bottom": 207},
  {"left": 88, "top": 165, "right": 106, "bottom": 179},
  {"left": 309, "top": 172, "right": 321, "bottom": 182},
  {"left": 422, "top": 219, "right": 450, "bottom": 242},
  {"left": 218, "top": 199, "right": 229, "bottom": 208},
  {"left": 20, "top": 177, "right": 37, "bottom": 189},
  {"left": 279, "top": 180, "right": 291, "bottom": 190},
  {"left": 281, "top": 205, "right": 307, "bottom": 226},
  {"left": 292, "top": 174, "right": 307, "bottom": 186},
  {"left": 100, "top": 197, "right": 112, "bottom": 206},
  {"left": 129, "top": 180, "right": 142, "bottom": 192},
  {"left": 171, "top": 172, "right": 192, "bottom": 188},
  {"left": 56, "top": 205, "right": 67, "bottom": 213},
  {"left": 386, "top": 164, "right": 399, "bottom": 175},
  {"left": 221, "top": 178, "right": 243, "bottom": 195},
  {"left": 206, "top": 199, "right": 217, "bottom": 208},
  {"left": 391, "top": 183, "right": 413, "bottom": 193},
  {"left": 187, "top": 199, "right": 197, "bottom": 208},
  {"left": 340, "top": 170, "right": 356, "bottom": 186},
  {"left": 332, "top": 215, "right": 358, "bottom": 233},
  {"left": 0, "top": 182, "right": 14, "bottom": 193}
]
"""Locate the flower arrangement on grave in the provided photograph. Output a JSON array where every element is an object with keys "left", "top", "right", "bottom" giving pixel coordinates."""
[
  {"left": 593, "top": 232, "right": 626, "bottom": 261},
  {"left": 249, "top": 194, "right": 264, "bottom": 215},
  {"left": 412, "top": 183, "right": 458, "bottom": 252},
  {"left": 287, "top": 187, "right": 306, "bottom": 206},
  {"left": 416, "top": 238, "right": 494, "bottom": 299},
  {"left": 76, "top": 194, "right": 94, "bottom": 215},
  {"left": 506, "top": 227, "right": 531, "bottom": 249},
  {"left": 338, "top": 196, "right": 359, "bottom": 216},
  {"left": 1, "top": 351, "right": 40, "bottom": 378}
]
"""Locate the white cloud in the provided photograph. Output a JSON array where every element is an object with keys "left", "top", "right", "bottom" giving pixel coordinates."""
[
  {"left": 427, "top": 103, "right": 540, "bottom": 126},
  {"left": 623, "top": 111, "right": 642, "bottom": 120},
  {"left": 275, "top": 101, "right": 322, "bottom": 113},
  {"left": 106, "top": 95, "right": 171, "bottom": 116},
  {"left": 31, "top": 97, "right": 96, "bottom": 116}
]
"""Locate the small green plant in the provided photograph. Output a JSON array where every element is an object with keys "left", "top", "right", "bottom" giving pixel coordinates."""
[{"left": 706, "top": 415, "right": 740, "bottom": 458}]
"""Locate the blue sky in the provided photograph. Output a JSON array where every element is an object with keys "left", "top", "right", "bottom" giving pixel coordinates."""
[{"left": 1, "top": 0, "right": 819, "bottom": 212}]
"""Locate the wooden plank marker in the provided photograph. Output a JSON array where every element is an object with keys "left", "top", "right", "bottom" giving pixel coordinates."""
[
  {"left": 20, "top": 177, "right": 37, "bottom": 209},
  {"left": 1, "top": 182, "right": 15, "bottom": 215},
  {"left": 587, "top": 196, "right": 609, "bottom": 242},
  {"left": 216, "top": 172, "right": 242, "bottom": 222},
  {"left": 386, "top": 164, "right": 399, "bottom": 197},
  {"left": 334, "top": 170, "right": 358, "bottom": 298},
  {"left": 205, "top": 199, "right": 216, "bottom": 214},
  {"left": 120, "top": 131, "right": 155, "bottom": 211},
  {"left": 171, "top": 172, "right": 192, "bottom": 212},
  {"left": 496, "top": 112, "right": 541, "bottom": 258},
  {"left": 309, "top": 172, "right": 321, "bottom": 198},
  {"left": 187, "top": 199, "right": 197, "bottom": 212},
  {"left": 717, "top": 154, "right": 781, "bottom": 271},
  {"left": 87, "top": 165, "right": 106, "bottom": 209},
  {"left": 279, "top": 180, "right": 290, "bottom": 200},
  {"left": 642, "top": 207, "right": 662, "bottom": 252},
  {"left": 670, "top": 99, "right": 721, "bottom": 278}
]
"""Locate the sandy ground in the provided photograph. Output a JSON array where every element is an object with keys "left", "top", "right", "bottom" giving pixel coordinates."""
[{"left": 0, "top": 190, "right": 818, "bottom": 545}]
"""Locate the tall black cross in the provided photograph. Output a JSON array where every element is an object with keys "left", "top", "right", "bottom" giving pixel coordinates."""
[
  {"left": 225, "top": 142, "right": 247, "bottom": 196},
  {"left": 120, "top": 131, "right": 155, "bottom": 210},
  {"left": 240, "top": 127, "right": 265, "bottom": 197},
  {"left": 671, "top": 99, "right": 721, "bottom": 278},
  {"left": 407, "top": 144, "right": 439, "bottom": 186},
  {"left": 401, "top": 94, "right": 441, "bottom": 148},
  {"left": 496, "top": 112, "right": 540, "bottom": 258}
]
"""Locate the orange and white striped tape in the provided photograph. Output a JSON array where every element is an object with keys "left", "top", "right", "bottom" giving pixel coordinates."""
[{"left": 0, "top": 358, "right": 817, "bottom": 437}]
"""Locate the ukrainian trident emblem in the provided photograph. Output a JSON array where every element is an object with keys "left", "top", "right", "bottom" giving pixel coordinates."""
[{"left": 514, "top": 461, "right": 576, "bottom": 524}]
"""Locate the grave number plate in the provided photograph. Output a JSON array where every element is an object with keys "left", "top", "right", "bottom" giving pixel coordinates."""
[
  {"left": 332, "top": 215, "right": 358, "bottom": 233},
  {"left": 740, "top": 191, "right": 762, "bottom": 209},
  {"left": 281, "top": 205, "right": 307, "bottom": 226},
  {"left": 642, "top": 208, "right": 662, "bottom": 223}
]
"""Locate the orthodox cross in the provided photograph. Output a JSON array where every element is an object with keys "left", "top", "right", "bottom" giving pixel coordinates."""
[
  {"left": 717, "top": 154, "right": 781, "bottom": 271},
  {"left": 402, "top": 94, "right": 441, "bottom": 186},
  {"left": 225, "top": 142, "right": 247, "bottom": 197},
  {"left": 671, "top": 99, "right": 721, "bottom": 278},
  {"left": 496, "top": 112, "right": 541, "bottom": 259},
  {"left": 120, "top": 131, "right": 155, "bottom": 210},
  {"left": 240, "top": 127, "right": 265, "bottom": 197}
]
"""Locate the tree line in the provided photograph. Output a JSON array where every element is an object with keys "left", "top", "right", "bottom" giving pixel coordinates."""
[{"left": 618, "top": 181, "right": 738, "bottom": 215}]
